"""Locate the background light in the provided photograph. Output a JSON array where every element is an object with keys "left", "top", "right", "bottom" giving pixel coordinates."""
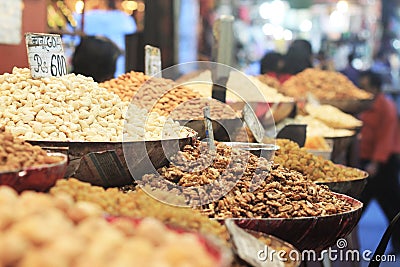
[
  {"left": 299, "top": 19, "right": 312, "bottom": 32},
  {"left": 262, "top": 23, "right": 274, "bottom": 35},
  {"left": 337, "top": 0, "right": 349, "bottom": 13},
  {"left": 75, "top": 0, "right": 84, "bottom": 14},
  {"left": 283, "top": 29, "right": 293, "bottom": 40}
]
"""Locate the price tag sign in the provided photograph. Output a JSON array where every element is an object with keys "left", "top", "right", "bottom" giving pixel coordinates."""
[
  {"left": 25, "top": 33, "right": 67, "bottom": 79},
  {"left": 145, "top": 45, "right": 162, "bottom": 78},
  {"left": 203, "top": 106, "right": 216, "bottom": 151},
  {"left": 242, "top": 104, "right": 264, "bottom": 143}
]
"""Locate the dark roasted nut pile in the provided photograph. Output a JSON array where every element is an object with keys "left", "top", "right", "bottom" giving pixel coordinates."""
[
  {"left": 274, "top": 139, "right": 366, "bottom": 182},
  {"left": 101, "top": 71, "right": 201, "bottom": 116},
  {"left": 50, "top": 178, "right": 229, "bottom": 241},
  {"left": 169, "top": 98, "right": 239, "bottom": 120},
  {"left": 0, "top": 127, "right": 63, "bottom": 172},
  {"left": 140, "top": 141, "right": 354, "bottom": 219}
]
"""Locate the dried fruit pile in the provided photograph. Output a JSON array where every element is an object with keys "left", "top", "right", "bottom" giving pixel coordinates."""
[
  {"left": 101, "top": 71, "right": 202, "bottom": 116},
  {"left": 50, "top": 178, "right": 229, "bottom": 241},
  {"left": 0, "top": 186, "right": 218, "bottom": 267},
  {"left": 0, "top": 127, "right": 63, "bottom": 172},
  {"left": 281, "top": 68, "right": 372, "bottom": 100},
  {"left": 274, "top": 139, "right": 366, "bottom": 182}
]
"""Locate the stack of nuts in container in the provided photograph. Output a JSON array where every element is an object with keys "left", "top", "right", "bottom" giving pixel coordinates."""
[
  {"left": 0, "top": 186, "right": 221, "bottom": 267},
  {"left": 274, "top": 139, "right": 365, "bottom": 182},
  {"left": 169, "top": 98, "right": 239, "bottom": 120},
  {"left": 281, "top": 68, "right": 372, "bottom": 100},
  {"left": 0, "top": 127, "right": 63, "bottom": 172},
  {"left": 101, "top": 71, "right": 202, "bottom": 116},
  {"left": 0, "top": 68, "right": 192, "bottom": 142},
  {"left": 138, "top": 141, "right": 354, "bottom": 219},
  {"left": 51, "top": 178, "right": 230, "bottom": 242}
]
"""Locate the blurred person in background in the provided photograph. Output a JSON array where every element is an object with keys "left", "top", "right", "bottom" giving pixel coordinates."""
[
  {"left": 259, "top": 51, "right": 291, "bottom": 84},
  {"left": 340, "top": 52, "right": 360, "bottom": 86},
  {"left": 281, "top": 39, "right": 313, "bottom": 75},
  {"left": 314, "top": 50, "right": 335, "bottom": 71},
  {"left": 67, "top": 0, "right": 136, "bottom": 78},
  {"left": 72, "top": 36, "right": 121, "bottom": 82},
  {"left": 358, "top": 70, "right": 400, "bottom": 255}
]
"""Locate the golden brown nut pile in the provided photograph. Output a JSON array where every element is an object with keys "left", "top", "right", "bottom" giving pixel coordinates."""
[
  {"left": 101, "top": 71, "right": 150, "bottom": 102},
  {"left": 50, "top": 178, "right": 229, "bottom": 241},
  {"left": 281, "top": 68, "right": 372, "bottom": 100},
  {"left": 169, "top": 98, "right": 239, "bottom": 120},
  {"left": 140, "top": 141, "right": 354, "bottom": 219},
  {"left": 101, "top": 71, "right": 202, "bottom": 116},
  {"left": 274, "top": 139, "right": 366, "bottom": 182},
  {"left": 0, "top": 186, "right": 218, "bottom": 267},
  {"left": 0, "top": 127, "right": 63, "bottom": 172},
  {"left": 257, "top": 74, "right": 282, "bottom": 90}
]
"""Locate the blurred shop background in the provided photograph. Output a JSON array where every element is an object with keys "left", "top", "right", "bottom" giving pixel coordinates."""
[{"left": 1, "top": 0, "right": 399, "bottom": 82}]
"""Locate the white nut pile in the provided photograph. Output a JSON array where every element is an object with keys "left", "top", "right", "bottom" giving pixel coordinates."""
[
  {"left": 0, "top": 68, "right": 192, "bottom": 142},
  {"left": 123, "top": 104, "right": 191, "bottom": 141}
]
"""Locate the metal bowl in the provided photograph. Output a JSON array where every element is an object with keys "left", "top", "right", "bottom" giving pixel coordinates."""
[
  {"left": 0, "top": 153, "right": 67, "bottom": 193},
  {"left": 316, "top": 169, "right": 368, "bottom": 199},
  {"left": 224, "top": 193, "right": 363, "bottom": 252},
  {"left": 325, "top": 134, "right": 356, "bottom": 165},
  {"left": 27, "top": 134, "right": 197, "bottom": 188},
  {"left": 106, "top": 216, "right": 232, "bottom": 267},
  {"left": 319, "top": 98, "right": 374, "bottom": 114}
]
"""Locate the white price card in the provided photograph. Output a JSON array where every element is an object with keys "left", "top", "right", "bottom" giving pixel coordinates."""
[
  {"left": 25, "top": 33, "right": 67, "bottom": 79},
  {"left": 145, "top": 45, "right": 162, "bottom": 78}
]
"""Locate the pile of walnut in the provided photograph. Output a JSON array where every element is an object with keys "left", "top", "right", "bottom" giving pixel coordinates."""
[
  {"left": 0, "top": 186, "right": 218, "bottom": 267},
  {"left": 140, "top": 141, "right": 354, "bottom": 219},
  {"left": 275, "top": 139, "right": 366, "bottom": 182},
  {"left": 101, "top": 71, "right": 201, "bottom": 116},
  {"left": 0, "top": 127, "right": 63, "bottom": 172}
]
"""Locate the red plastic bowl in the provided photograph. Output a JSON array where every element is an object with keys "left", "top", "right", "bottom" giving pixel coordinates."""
[
  {"left": 223, "top": 193, "right": 363, "bottom": 252},
  {"left": 0, "top": 153, "right": 68, "bottom": 193},
  {"left": 106, "top": 216, "right": 232, "bottom": 267}
]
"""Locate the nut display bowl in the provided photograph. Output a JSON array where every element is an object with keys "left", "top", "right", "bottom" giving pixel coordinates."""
[
  {"left": 27, "top": 131, "right": 197, "bottom": 188},
  {"left": 224, "top": 193, "right": 363, "bottom": 252},
  {"left": 319, "top": 98, "right": 374, "bottom": 114},
  {"left": 105, "top": 216, "right": 232, "bottom": 267},
  {"left": 0, "top": 153, "right": 67, "bottom": 193},
  {"left": 325, "top": 133, "right": 356, "bottom": 165},
  {"left": 316, "top": 168, "right": 368, "bottom": 199}
]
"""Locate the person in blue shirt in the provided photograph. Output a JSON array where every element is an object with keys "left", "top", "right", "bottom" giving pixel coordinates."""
[{"left": 67, "top": 0, "right": 136, "bottom": 78}]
